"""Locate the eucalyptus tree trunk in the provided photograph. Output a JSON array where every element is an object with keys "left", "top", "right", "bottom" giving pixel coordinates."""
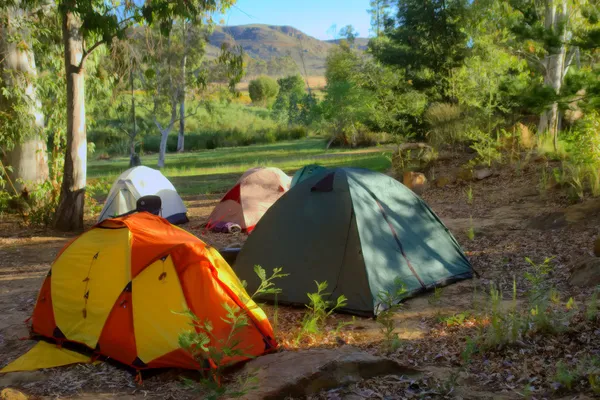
[
  {"left": 0, "top": 4, "right": 48, "bottom": 192},
  {"left": 155, "top": 100, "right": 177, "bottom": 168},
  {"left": 129, "top": 64, "right": 139, "bottom": 167},
  {"left": 538, "top": 0, "right": 568, "bottom": 151},
  {"left": 54, "top": 10, "right": 86, "bottom": 231},
  {"left": 177, "top": 21, "right": 188, "bottom": 153}
]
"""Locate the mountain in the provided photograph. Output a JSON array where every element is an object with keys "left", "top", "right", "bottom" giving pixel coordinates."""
[{"left": 205, "top": 24, "right": 369, "bottom": 76}]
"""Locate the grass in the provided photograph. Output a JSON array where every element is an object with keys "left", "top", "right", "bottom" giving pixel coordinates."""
[{"left": 88, "top": 137, "right": 393, "bottom": 196}]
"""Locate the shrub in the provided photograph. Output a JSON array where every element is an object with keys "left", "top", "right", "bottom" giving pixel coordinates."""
[
  {"left": 248, "top": 76, "right": 279, "bottom": 106},
  {"left": 296, "top": 281, "right": 348, "bottom": 342},
  {"left": 424, "top": 102, "right": 467, "bottom": 148},
  {"left": 376, "top": 277, "right": 406, "bottom": 353}
]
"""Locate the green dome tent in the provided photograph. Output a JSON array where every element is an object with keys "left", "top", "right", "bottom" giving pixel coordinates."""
[
  {"left": 233, "top": 167, "right": 473, "bottom": 316},
  {"left": 290, "top": 164, "right": 328, "bottom": 187}
]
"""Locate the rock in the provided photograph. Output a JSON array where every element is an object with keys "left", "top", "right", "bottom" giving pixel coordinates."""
[
  {"left": 474, "top": 168, "right": 493, "bottom": 180},
  {"left": 568, "top": 257, "right": 600, "bottom": 288},
  {"left": 227, "top": 346, "right": 420, "bottom": 400},
  {"left": 402, "top": 172, "right": 427, "bottom": 195},
  {"left": 0, "top": 388, "right": 28, "bottom": 400},
  {"left": 594, "top": 237, "right": 600, "bottom": 257}
]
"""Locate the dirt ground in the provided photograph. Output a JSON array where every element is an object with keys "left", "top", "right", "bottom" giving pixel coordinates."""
[{"left": 1, "top": 158, "right": 600, "bottom": 399}]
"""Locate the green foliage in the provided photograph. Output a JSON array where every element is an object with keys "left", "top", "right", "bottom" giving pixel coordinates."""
[
  {"left": 248, "top": 76, "right": 279, "bottom": 106},
  {"left": 374, "top": 0, "right": 470, "bottom": 99},
  {"left": 424, "top": 103, "right": 467, "bottom": 147},
  {"left": 375, "top": 277, "right": 406, "bottom": 353},
  {"left": 272, "top": 75, "right": 314, "bottom": 126},
  {"left": 248, "top": 266, "right": 289, "bottom": 299},
  {"left": 178, "top": 264, "right": 286, "bottom": 399},
  {"left": 464, "top": 185, "right": 473, "bottom": 205},
  {"left": 554, "top": 361, "right": 578, "bottom": 391},
  {"left": 297, "top": 281, "right": 348, "bottom": 341}
]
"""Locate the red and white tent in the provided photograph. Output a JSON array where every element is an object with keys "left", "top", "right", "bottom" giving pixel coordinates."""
[{"left": 207, "top": 167, "right": 291, "bottom": 233}]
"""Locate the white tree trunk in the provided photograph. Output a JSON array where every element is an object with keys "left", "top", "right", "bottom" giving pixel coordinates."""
[
  {"left": 0, "top": 3, "right": 48, "bottom": 192},
  {"left": 177, "top": 21, "right": 188, "bottom": 153},
  {"left": 158, "top": 127, "right": 171, "bottom": 168},
  {"left": 538, "top": 0, "right": 568, "bottom": 150},
  {"left": 54, "top": 10, "right": 86, "bottom": 231}
]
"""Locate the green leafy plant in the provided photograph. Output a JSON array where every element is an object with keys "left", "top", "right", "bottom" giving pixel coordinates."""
[
  {"left": 178, "top": 265, "right": 286, "bottom": 399},
  {"left": 554, "top": 361, "right": 578, "bottom": 391},
  {"left": 297, "top": 281, "right": 348, "bottom": 341},
  {"left": 461, "top": 336, "right": 478, "bottom": 366},
  {"left": 464, "top": 185, "right": 473, "bottom": 205},
  {"left": 466, "top": 216, "right": 475, "bottom": 240},
  {"left": 428, "top": 286, "right": 444, "bottom": 306},
  {"left": 375, "top": 278, "right": 406, "bottom": 353},
  {"left": 248, "top": 265, "right": 289, "bottom": 299},
  {"left": 178, "top": 304, "right": 257, "bottom": 400}
]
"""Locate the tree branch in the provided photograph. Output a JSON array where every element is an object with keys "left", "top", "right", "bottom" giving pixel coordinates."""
[{"left": 78, "top": 39, "right": 106, "bottom": 69}]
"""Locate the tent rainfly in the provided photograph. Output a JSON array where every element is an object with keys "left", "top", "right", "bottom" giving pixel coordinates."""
[
  {"left": 207, "top": 167, "right": 291, "bottom": 233},
  {"left": 2, "top": 213, "right": 276, "bottom": 373},
  {"left": 233, "top": 167, "right": 474, "bottom": 316},
  {"left": 98, "top": 166, "right": 188, "bottom": 225}
]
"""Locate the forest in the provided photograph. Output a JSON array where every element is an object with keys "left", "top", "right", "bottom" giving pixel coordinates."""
[{"left": 1, "top": 0, "right": 599, "bottom": 231}]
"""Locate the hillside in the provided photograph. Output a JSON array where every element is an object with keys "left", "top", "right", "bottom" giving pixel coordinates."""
[{"left": 205, "top": 24, "right": 368, "bottom": 76}]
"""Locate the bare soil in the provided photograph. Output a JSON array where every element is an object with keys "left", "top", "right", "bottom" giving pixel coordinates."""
[{"left": 1, "top": 159, "right": 599, "bottom": 399}]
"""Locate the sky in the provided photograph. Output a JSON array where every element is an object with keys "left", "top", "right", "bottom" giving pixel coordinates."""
[{"left": 217, "top": 0, "right": 373, "bottom": 40}]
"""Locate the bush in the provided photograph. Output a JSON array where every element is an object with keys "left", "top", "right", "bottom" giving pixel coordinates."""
[
  {"left": 248, "top": 76, "right": 279, "bottom": 106},
  {"left": 424, "top": 102, "right": 467, "bottom": 147}
]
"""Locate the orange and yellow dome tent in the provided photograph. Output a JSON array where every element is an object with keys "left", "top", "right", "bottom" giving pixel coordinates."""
[{"left": 1, "top": 213, "right": 277, "bottom": 373}]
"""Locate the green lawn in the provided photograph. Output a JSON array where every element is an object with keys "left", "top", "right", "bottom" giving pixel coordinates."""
[{"left": 88, "top": 138, "right": 393, "bottom": 195}]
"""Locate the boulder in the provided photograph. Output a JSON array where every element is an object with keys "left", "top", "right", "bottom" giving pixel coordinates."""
[
  {"left": 402, "top": 172, "right": 427, "bottom": 195},
  {"left": 474, "top": 168, "right": 493, "bottom": 180},
  {"left": 0, "top": 389, "right": 28, "bottom": 400},
  {"left": 227, "top": 346, "right": 419, "bottom": 400},
  {"left": 569, "top": 257, "right": 600, "bottom": 288}
]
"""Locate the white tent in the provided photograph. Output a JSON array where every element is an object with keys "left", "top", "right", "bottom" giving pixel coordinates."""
[{"left": 98, "top": 166, "right": 188, "bottom": 225}]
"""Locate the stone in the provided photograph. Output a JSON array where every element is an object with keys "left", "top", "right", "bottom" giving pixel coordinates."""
[
  {"left": 568, "top": 257, "right": 600, "bottom": 288},
  {"left": 1, "top": 388, "right": 28, "bottom": 400},
  {"left": 594, "top": 237, "right": 600, "bottom": 257},
  {"left": 226, "top": 346, "right": 420, "bottom": 400},
  {"left": 474, "top": 168, "right": 493, "bottom": 180},
  {"left": 402, "top": 172, "right": 427, "bottom": 195}
]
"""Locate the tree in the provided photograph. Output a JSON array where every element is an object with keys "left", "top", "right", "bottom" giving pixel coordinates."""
[
  {"left": 374, "top": 0, "right": 470, "bottom": 100},
  {"left": 248, "top": 76, "right": 279, "bottom": 106},
  {"left": 339, "top": 25, "right": 359, "bottom": 45},
  {"left": 368, "top": 0, "right": 392, "bottom": 37},
  {"left": 173, "top": 20, "right": 212, "bottom": 152},
  {"left": 0, "top": 2, "right": 49, "bottom": 193},
  {"left": 273, "top": 74, "right": 306, "bottom": 125},
  {"left": 266, "top": 55, "right": 299, "bottom": 77},
  {"left": 50, "top": 0, "right": 236, "bottom": 231}
]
